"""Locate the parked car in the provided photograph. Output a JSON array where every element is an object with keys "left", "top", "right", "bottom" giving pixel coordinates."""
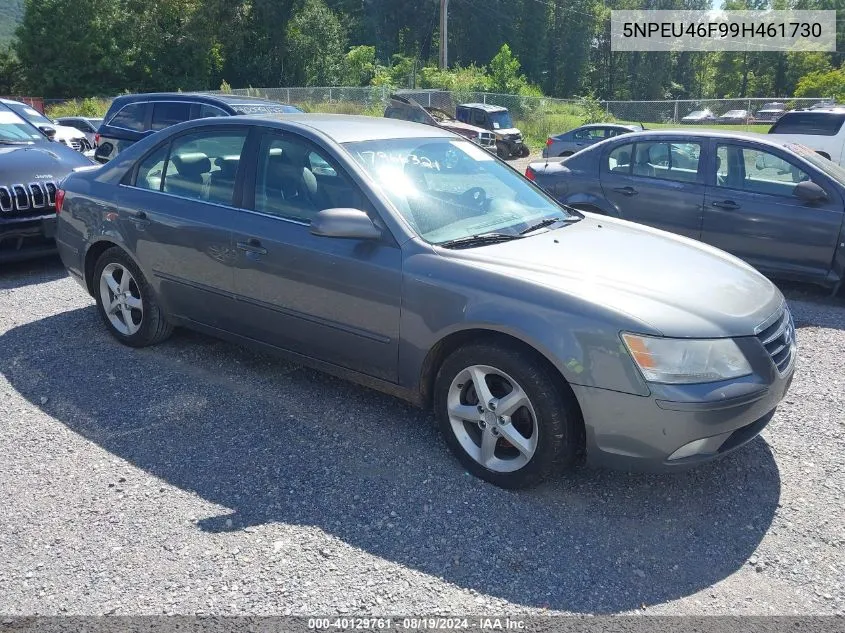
[
  {"left": 94, "top": 93, "right": 302, "bottom": 164},
  {"left": 455, "top": 103, "right": 529, "bottom": 158},
  {"left": 526, "top": 129, "right": 845, "bottom": 292},
  {"left": 55, "top": 116, "right": 103, "bottom": 147},
  {"left": 57, "top": 114, "right": 794, "bottom": 488},
  {"left": 0, "top": 105, "right": 94, "bottom": 262},
  {"left": 768, "top": 110, "right": 845, "bottom": 165},
  {"left": 718, "top": 109, "right": 749, "bottom": 124},
  {"left": 384, "top": 94, "right": 496, "bottom": 151},
  {"left": 0, "top": 98, "right": 94, "bottom": 155},
  {"left": 755, "top": 102, "right": 787, "bottom": 122},
  {"left": 543, "top": 123, "right": 641, "bottom": 158},
  {"left": 681, "top": 109, "right": 715, "bottom": 123}
]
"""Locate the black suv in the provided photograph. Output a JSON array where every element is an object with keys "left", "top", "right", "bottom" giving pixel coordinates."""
[
  {"left": 94, "top": 93, "right": 302, "bottom": 163},
  {"left": 0, "top": 103, "right": 94, "bottom": 263}
]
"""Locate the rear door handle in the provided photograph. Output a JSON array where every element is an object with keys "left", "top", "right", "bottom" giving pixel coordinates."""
[
  {"left": 612, "top": 186, "right": 638, "bottom": 196},
  {"left": 237, "top": 238, "right": 268, "bottom": 255},
  {"left": 712, "top": 200, "right": 740, "bottom": 210}
]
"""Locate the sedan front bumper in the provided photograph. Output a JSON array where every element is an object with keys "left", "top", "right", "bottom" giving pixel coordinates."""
[{"left": 572, "top": 333, "right": 796, "bottom": 472}]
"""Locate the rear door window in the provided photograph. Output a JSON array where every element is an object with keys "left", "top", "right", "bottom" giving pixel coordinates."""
[
  {"left": 607, "top": 143, "right": 633, "bottom": 174},
  {"left": 631, "top": 141, "right": 702, "bottom": 183},
  {"left": 151, "top": 102, "right": 191, "bottom": 131},
  {"left": 109, "top": 103, "right": 147, "bottom": 132},
  {"left": 770, "top": 113, "right": 845, "bottom": 136}
]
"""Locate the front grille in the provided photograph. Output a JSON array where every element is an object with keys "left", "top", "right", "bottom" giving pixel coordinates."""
[
  {"left": 67, "top": 138, "right": 92, "bottom": 152},
  {"left": 0, "top": 181, "right": 58, "bottom": 217},
  {"left": 756, "top": 307, "right": 796, "bottom": 374}
]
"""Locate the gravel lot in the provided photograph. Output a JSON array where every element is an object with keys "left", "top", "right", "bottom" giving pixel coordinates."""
[{"left": 1, "top": 255, "right": 843, "bottom": 617}]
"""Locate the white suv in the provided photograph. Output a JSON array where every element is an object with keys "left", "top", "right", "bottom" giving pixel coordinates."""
[{"left": 767, "top": 109, "right": 845, "bottom": 165}]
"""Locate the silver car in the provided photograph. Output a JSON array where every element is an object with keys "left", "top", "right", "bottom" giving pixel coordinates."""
[
  {"left": 543, "top": 123, "right": 641, "bottom": 158},
  {"left": 55, "top": 114, "right": 796, "bottom": 488}
]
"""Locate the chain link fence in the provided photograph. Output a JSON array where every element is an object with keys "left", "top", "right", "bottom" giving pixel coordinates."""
[
  {"left": 211, "top": 87, "right": 831, "bottom": 147},
  {"left": 41, "top": 88, "right": 834, "bottom": 150}
]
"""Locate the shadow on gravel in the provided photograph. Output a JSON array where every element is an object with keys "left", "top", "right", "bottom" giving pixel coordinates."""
[
  {"left": 1, "top": 307, "right": 782, "bottom": 613},
  {"left": 0, "top": 255, "right": 67, "bottom": 290}
]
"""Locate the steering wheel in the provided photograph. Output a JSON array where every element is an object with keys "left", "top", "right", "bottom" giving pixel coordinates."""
[{"left": 461, "top": 186, "right": 487, "bottom": 208}]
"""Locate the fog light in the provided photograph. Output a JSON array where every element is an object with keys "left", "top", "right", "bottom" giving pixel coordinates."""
[{"left": 667, "top": 432, "right": 732, "bottom": 461}]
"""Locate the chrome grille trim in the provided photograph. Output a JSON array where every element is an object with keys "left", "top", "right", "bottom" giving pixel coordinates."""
[
  {"left": 28, "top": 182, "right": 46, "bottom": 208},
  {"left": 12, "top": 184, "right": 29, "bottom": 210},
  {"left": 0, "top": 180, "right": 58, "bottom": 214},
  {"left": 0, "top": 186, "right": 12, "bottom": 212},
  {"left": 755, "top": 305, "right": 796, "bottom": 375}
]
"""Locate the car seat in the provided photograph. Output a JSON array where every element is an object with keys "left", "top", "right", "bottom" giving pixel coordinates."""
[
  {"left": 206, "top": 156, "right": 239, "bottom": 205},
  {"left": 165, "top": 152, "right": 211, "bottom": 200}
]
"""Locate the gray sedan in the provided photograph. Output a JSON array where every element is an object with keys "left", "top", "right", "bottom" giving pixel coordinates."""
[
  {"left": 543, "top": 123, "right": 641, "bottom": 158},
  {"left": 56, "top": 115, "right": 794, "bottom": 488},
  {"left": 527, "top": 129, "right": 845, "bottom": 293}
]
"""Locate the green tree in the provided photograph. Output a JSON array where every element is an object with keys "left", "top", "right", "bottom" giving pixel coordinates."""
[
  {"left": 489, "top": 44, "right": 524, "bottom": 94},
  {"left": 343, "top": 45, "right": 378, "bottom": 86},
  {"left": 15, "top": 0, "right": 134, "bottom": 97},
  {"left": 794, "top": 65, "right": 845, "bottom": 101},
  {"left": 0, "top": 47, "right": 22, "bottom": 94},
  {"left": 285, "top": 0, "right": 347, "bottom": 86}
]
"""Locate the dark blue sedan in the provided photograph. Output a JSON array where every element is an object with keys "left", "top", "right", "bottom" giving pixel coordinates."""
[{"left": 527, "top": 130, "right": 845, "bottom": 292}]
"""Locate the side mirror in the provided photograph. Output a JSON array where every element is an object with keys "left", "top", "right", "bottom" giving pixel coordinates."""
[
  {"left": 793, "top": 180, "right": 827, "bottom": 203},
  {"left": 310, "top": 208, "right": 382, "bottom": 240},
  {"left": 38, "top": 125, "right": 57, "bottom": 141}
]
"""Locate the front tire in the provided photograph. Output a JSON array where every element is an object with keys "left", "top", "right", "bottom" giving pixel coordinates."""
[
  {"left": 496, "top": 142, "right": 510, "bottom": 159},
  {"left": 93, "top": 247, "right": 173, "bottom": 347},
  {"left": 434, "top": 342, "right": 581, "bottom": 488}
]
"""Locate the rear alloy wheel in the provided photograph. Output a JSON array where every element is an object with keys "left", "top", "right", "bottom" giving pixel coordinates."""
[
  {"left": 434, "top": 342, "right": 580, "bottom": 488},
  {"left": 93, "top": 247, "right": 173, "bottom": 347}
]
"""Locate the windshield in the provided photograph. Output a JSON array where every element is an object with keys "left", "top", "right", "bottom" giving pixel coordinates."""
[
  {"left": 788, "top": 143, "right": 845, "bottom": 184},
  {"left": 5, "top": 102, "right": 53, "bottom": 126},
  {"left": 489, "top": 110, "right": 513, "bottom": 130},
  {"left": 0, "top": 109, "right": 42, "bottom": 142},
  {"left": 344, "top": 138, "right": 573, "bottom": 245},
  {"left": 687, "top": 110, "right": 709, "bottom": 117}
]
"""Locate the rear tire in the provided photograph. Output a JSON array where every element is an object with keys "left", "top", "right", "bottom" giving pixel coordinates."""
[
  {"left": 93, "top": 247, "right": 173, "bottom": 348},
  {"left": 434, "top": 341, "right": 580, "bottom": 488}
]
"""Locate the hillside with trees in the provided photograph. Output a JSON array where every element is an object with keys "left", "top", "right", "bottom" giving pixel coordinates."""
[
  {"left": 2, "top": 0, "right": 844, "bottom": 100},
  {"left": 0, "top": 0, "right": 23, "bottom": 47}
]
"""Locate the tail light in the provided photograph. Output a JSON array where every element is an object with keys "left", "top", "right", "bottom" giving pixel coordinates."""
[
  {"left": 55, "top": 189, "right": 65, "bottom": 214},
  {"left": 546, "top": 137, "right": 553, "bottom": 146},
  {"left": 94, "top": 133, "right": 100, "bottom": 147},
  {"left": 525, "top": 167, "right": 536, "bottom": 182}
]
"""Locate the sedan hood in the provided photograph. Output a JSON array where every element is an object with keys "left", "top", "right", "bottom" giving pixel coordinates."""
[
  {"left": 0, "top": 143, "right": 92, "bottom": 177},
  {"left": 441, "top": 215, "right": 782, "bottom": 338}
]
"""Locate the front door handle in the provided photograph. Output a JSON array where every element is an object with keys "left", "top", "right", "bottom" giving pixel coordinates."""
[
  {"left": 237, "top": 238, "right": 268, "bottom": 255},
  {"left": 712, "top": 200, "right": 740, "bottom": 210},
  {"left": 612, "top": 186, "right": 638, "bottom": 196}
]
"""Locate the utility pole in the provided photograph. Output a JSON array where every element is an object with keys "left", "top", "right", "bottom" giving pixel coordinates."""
[{"left": 439, "top": 0, "right": 449, "bottom": 69}]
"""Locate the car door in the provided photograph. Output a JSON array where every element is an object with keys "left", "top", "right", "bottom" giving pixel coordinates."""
[
  {"left": 571, "top": 127, "right": 606, "bottom": 152},
  {"left": 117, "top": 125, "right": 250, "bottom": 328},
  {"left": 702, "top": 141, "right": 844, "bottom": 279},
  {"left": 600, "top": 138, "right": 706, "bottom": 239},
  {"left": 230, "top": 130, "right": 402, "bottom": 382}
]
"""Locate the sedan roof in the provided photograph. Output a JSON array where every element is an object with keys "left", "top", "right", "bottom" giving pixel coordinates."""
[{"left": 246, "top": 113, "right": 456, "bottom": 143}]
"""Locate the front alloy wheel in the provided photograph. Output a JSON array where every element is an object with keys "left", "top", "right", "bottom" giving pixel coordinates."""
[
  {"left": 446, "top": 365, "right": 538, "bottom": 473},
  {"left": 434, "top": 342, "right": 580, "bottom": 488}
]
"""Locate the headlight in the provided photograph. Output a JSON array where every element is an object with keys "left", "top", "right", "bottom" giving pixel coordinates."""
[{"left": 621, "top": 333, "right": 752, "bottom": 384}]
